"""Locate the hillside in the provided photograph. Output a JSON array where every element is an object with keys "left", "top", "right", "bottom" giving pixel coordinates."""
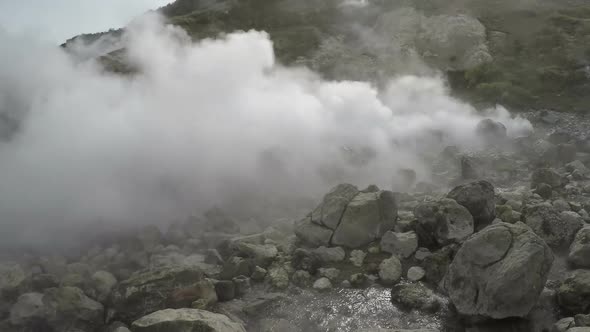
[{"left": 62, "top": 0, "right": 590, "bottom": 112}]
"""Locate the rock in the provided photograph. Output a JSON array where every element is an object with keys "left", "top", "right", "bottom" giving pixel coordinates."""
[
  {"left": 258, "top": 318, "right": 298, "bottom": 332},
  {"left": 535, "top": 183, "right": 553, "bottom": 199},
  {"left": 43, "top": 286, "right": 104, "bottom": 331},
  {"left": 525, "top": 203, "right": 583, "bottom": 248},
  {"left": 554, "top": 199, "right": 572, "bottom": 212},
  {"left": 447, "top": 222, "right": 554, "bottom": 318},
  {"left": 131, "top": 308, "right": 246, "bottom": 332},
  {"left": 214, "top": 280, "right": 235, "bottom": 302},
  {"left": 558, "top": 269, "right": 590, "bottom": 314},
  {"left": 90, "top": 270, "right": 117, "bottom": 303},
  {"left": 576, "top": 313, "right": 590, "bottom": 327},
  {"left": 220, "top": 256, "right": 252, "bottom": 280},
  {"left": 10, "top": 292, "right": 47, "bottom": 325},
  {"left": 414, "top": 248, "right": 432, "bottom": 261},
  {"left": 203, "top": 207, "right": 240, "bottom": 234},
  {"left": 313, "top": 277, "right": 332, "bottom": 291},
  {"left": 554, "top": 317, "right": 575, "bottom": 332},
  {"left": 567, "top": 328, "right": 590, "bottom": 332},
  {"left": 318, "top": 268, "right": 340, "bottom": 281},
  {"left": 292, "top": 248, "right": 321, "bottom": 273},
  {"left": 407, "top": 267, "right": 426, "bottom": 281},
  {"left": 137, "top": 225, "right": 163, "bottom": 251},
  {"left": 349, "top": 250, "right": 366, "bottom": 267},
  {"left": 110, "top": 267, "right": 213, "bottom": 322},
  {"left": 447, "top": 180, "right": 496, "bottom": 230},
  {"left": 349, "top": 273, "right": 369, "bottom": 288},
  {"left": 378, "top": 256, "right": 402, "bottom": 285},
  {"left": 461, "top": 156, "right": 479, "bottom": 179},
  {"left": 268, "top": 265, "right": 289, "bottom": 289},
  {"left": 294, "top": 217, "right": 332, "bottom": 247},
  {"left": 566, "top": 160, "right": 590, "bottom": 175},
  {"left": 414, "top": 199, "right": 474, "bottom": 246},
  {"left": 312, "top": 246, "right": 345, "bottom": 263},
  {"left": 476, "top": 119, "right": 507, "bottom": 144},
  {"left": 205, "top": 249, "right": 224, "bottom": 265},
  {"left": 251, "top": 266, "right": 267, "bottom": 281},
  {"left": 331, "top": 190, "right": 397, "bottom": 248},
  {"left": 391, "top": 283, "right": 440, "bottom": 312},
  {"left": 311, "top": 183, "right": 359, "bottom": 229},
  {"left": 380, "top": 231, "right": 418, "bottom": 258},
  {"left": 569, "top": 226, "right": 590, "bottom": 268},
  {"left": 0, "top": 263, "right": 25, "bottom": 296},
  {"left": 291, "top": 270, "right": 311, "bottom": 287},
  {"left": 421, "top": 245, "right": 455, "bottom": 285},
  {"left": 531, "top": 169, "right": 564, "bottom": 189},
  {"left": 230, "top": 241, "right": 278, "bottom": 267},
  {"left": 232, "top": 276, "right": 250, "bottom": 297}
]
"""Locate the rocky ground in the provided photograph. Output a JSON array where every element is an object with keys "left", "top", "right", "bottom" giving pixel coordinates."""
[{"left": 2, "top": 110, "right": 590, "bottom": 331}]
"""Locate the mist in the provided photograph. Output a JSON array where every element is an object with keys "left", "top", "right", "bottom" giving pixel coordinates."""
[{"left": 0, "top": 14, "right": 532, "bottom": 247}]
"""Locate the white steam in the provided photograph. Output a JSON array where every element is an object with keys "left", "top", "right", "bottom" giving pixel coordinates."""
[{"left": 0, "top": 15, "right": 531, "bottom": 244}]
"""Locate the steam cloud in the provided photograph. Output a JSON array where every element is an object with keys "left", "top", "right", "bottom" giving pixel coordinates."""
[{"left": 0, "top": 14, "right": 531, "bottom": 247}]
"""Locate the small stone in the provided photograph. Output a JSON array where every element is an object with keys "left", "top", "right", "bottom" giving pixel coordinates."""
[
  {"left": 251, "top": 266, "right": 267, "bottom": 281},
  {"left": 367, "top": 245, "right": 380, "bottom": 254},
  {"left": 312, "top": 246, "right": 346, "bottom": 263},
  {"left": 341, "top": 280, "right": 351, "bottom": 288},
  {"left": 349, "top": 250, "right": 366, "bottom": 267},
  {"left": 554, "top": 199, "right": 571, "bottom": 212},
  {"left": 214, "top": 280, "right": 235, "bottom": 302},
  {"left": 380, "top": 231, "right": 418, "bottom": 258},
  {"left": 414, "top": 248, "right": 432, "bottom": 261},
  {"left": 268, "top": 265, "right": 289, "bottom": 289},
  {"left": 313, "top": 277, "right": 332, "bottom": 291},
  {"left": 407, "top": 266, "right": 426, "bottom": 281},
  {"left": 350, "top": 273, "right": 368, "bottom": 288},
  {"left": 553, "top": 317, "right": 575, "bottom": 332},
  {"left": 378, "top": 256, "right": 402, "bottom": 285},
  {"left": 318, "top": 268, "right": 340, "bottom": 281},
  {"left": 291, "top": 270, "right": 311, "bottom": 287},
  {"left": 232, "top": 276, "right": 251, "bottom": 296},
  {"left": 204, "top": 249, "right": 223, "bottom": 265}
]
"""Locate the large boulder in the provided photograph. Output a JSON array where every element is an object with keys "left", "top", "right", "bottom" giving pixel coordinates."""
[
  {"left": 525, "top": 203, "right": 583, "bottom": 248},
  {"left": 310, "top": 183, "right": 359, "bottom": 229},
  {"left": 569, "top": 226, "right": 590, "bottom": 268},
  {"left": 294, "top": 217, "right": 332, "bottom": 247},
  {"left": 558, "top": 269, "right": 590, "bottom": 314},
  {"left": 110, "top": 267, "right": 214, "bottom": 323},
  {"left": 331, "top": 190, "right": 397, "bottom": 248},
  {"left": 414, "top": 198, "right": 474, "bottom": 247},
  {"left": 447, "top": 180, "right": 496, "bottom": 230},
  {"left": 131, "top": 308, "right": 246, "bottom": 332},
  {"left": 446, "top": 222, "right": 553, "bottom": 319}
]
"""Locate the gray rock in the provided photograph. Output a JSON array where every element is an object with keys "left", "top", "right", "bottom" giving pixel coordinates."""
[
  {"left": 291, "top": 270, "right": 311, "bottom": 287},
  {"left": 312, "top": 246, "right": 345, "bottom": 263},
  {"left": 318, "top": 268, "right": 340, "bottom": 281},
  {"left": 447, "top": 180, "right": 496, "bottom": 230},
  {"left": 567, "top": 328, "right": 590, "bottom": 332},
  {"left": 349, "top": 250, "right": 366, "bottom": 267},
  {"left": 558, "top": 269, "right": 590, "bottom": 314},
  {"left": 43, "top": 286, "right": 104, "bottom": 331},
  {"left": 10, "top": 292, "right": 47, "bottom": 325},
  {"left": 566, "top": 160, "right": 590, "bottom": 175},
  {"left": 569, "top": 226, "right": 590, "bottom": 268},
  {"left": 131, "top": 308, "right": 246, "bottom": 332},
  {"left": 313, "top": 277, "right": 332, "bottom": 291},
  {"left": 378, "top": 256, "right": 402, "bottom": 285},
  {"left": 214, "top": 280, "right": 235, "bottom": 302},
  {"left": 331, "top": 191, "right": 397, "bottom": 248},
  {"left": 380, "top": 231, "right": 418, "bottom": 258},
  {"left": 258, "top": 318, "right": 298, "bottom": 332},
  {"left": 532, "top": 169, "right": 564, "bottom": 189},
  {"left": 414, "top": 199, "right": 474, "bottom": 246},
  {"left": 251, "top": 266, "right": 267, "bottom": 281},
  {"left": 476, "top": 119, "right": 507, "bottom": 143},
  {"left": 576, "top": 313, "right": 590, "bottom": 327},
  {"left": 232, "top": 276, "right": 251, "bottom": 297},
  {"left": 110, "top": 267, "right": 212, "bottom": 322},
  {"left": 414, "top": 248, "right": 432, "bottom": 261},
  {"left": 205, "top": 249, "right": 224, "bottom": 265},
  {"left": 294, "top": 217, "right": 332, "bottom": 247},
  {"left": 525, "top": 203, "right": 583, "bottom": 248},
  {"left": 0, "top": 263, "right": 25, "bottom": 294},
  {"left": 230, "top": 241, "right": 278, "bottom": 268},
  {"left": 535, "top": 183, "right": 553, "bottom": 199},
  {"left": 220, "top": 256, "right": 252, "bottom": 280},
  {"left": 553, "top": 199, "right": 572, "bottom": 212},
  {"left": 391, "top": 283, "right": 440, "bottom": 312},
  {"left": 447, "top": 222, "right": 554, "bottom": 318},
  {"left": 268, "top": 265, "right": 289, "bottom": 289},
  {"left": 553, "top": 317, "right": 575, "bottom": 332},
  {"left": 311, "top": 183, "right": 359, "bottom": 229},
  {"left": 90, "top": 270, "right": 117, "bottom": 303},
  {"left": 407, "top": 267, "right": 426, "bottom": 281}
]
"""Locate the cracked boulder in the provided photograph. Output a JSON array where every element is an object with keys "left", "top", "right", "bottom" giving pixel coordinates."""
[
  {"left": 447, "top": 180, "right": 496, "bottom": 231},
  {"left": 446, "top": 222, "right": 553, "bottom": 319},
  {"left": 295, "top": 184, "right": 397, "bottom": 248}
]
